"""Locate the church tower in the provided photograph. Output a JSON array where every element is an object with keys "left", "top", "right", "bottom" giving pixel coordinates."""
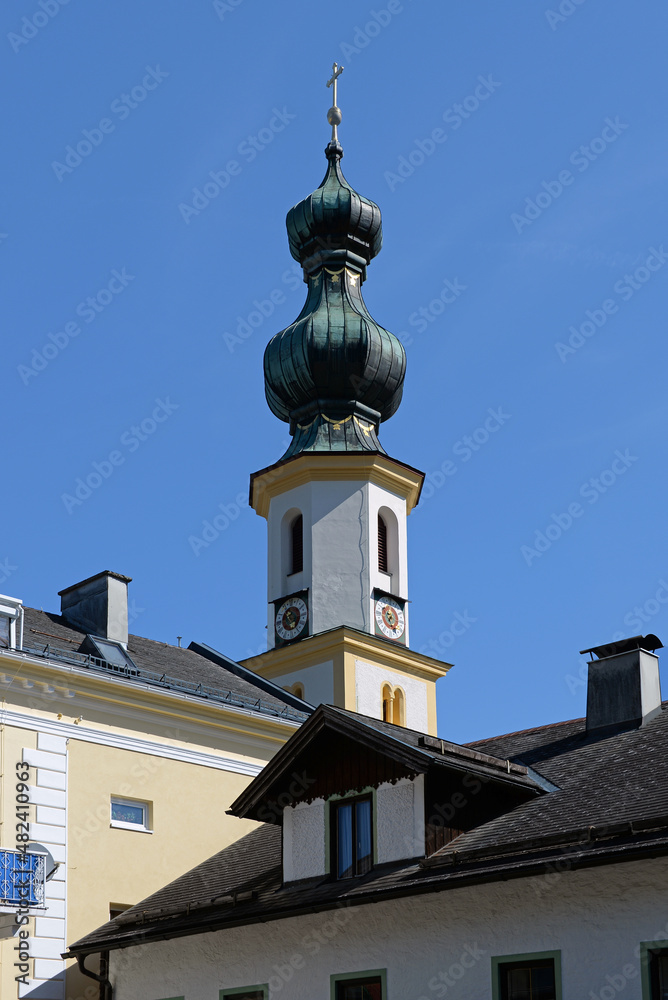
[{"left": 242, "top": 67, "right": 450, "bottom": 734}]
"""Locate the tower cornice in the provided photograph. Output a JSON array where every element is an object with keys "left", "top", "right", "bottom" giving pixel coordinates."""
[
  {"left": 250, "top": 451, "right": 425, "bottom": 520},
  {"left": 240, "top": 625, "right": 452, "bottom": 683}
]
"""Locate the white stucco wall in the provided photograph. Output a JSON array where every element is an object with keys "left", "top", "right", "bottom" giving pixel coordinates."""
[
  {"left": 283, "top": 798, "right": 326, "bottom": 882},
  {"left": 266, "top": 478, "right": 409, "bottom": 645},
  {"left": 355, "top": 659, "right": 428, "bottom": 731},
  {"left": 273, "top": 661, "right": 335, "bottom": 709},
  {"left": 376, "top": 776, "right": 424, "bottom": 864},
  {"left": 109, "top": 857, "right": 668, "bottom": 1000}
]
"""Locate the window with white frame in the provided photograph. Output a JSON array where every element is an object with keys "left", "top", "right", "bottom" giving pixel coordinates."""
[{"left": 110, "top": 797, "right": 151, "bottom": 832}]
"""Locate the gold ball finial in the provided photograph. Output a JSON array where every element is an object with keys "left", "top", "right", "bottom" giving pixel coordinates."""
[
  {"left": 326, "top": 62, "right": 344, "bottom": 140},
  {"left": 327, "top": 106, "right": 342, "bottom": 127}
]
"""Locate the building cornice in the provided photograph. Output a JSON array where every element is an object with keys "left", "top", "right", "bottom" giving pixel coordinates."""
[
  {"left": 0, "top": 708, "right": 264, "bottom": 776},
  {"left": 250, "top": 452, "right": 425, "bottom": 519},
  {"left": 0, "top": 649, "right": 299, "bottom": 747}
]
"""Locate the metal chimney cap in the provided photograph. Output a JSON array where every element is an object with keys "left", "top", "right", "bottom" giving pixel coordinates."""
[{"left": 580, "top": 634, "right": 663, "bottom": 659}]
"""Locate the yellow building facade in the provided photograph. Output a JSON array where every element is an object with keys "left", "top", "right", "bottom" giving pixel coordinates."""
[{"left": 0, "top": 573, "right": 307, "bottom": 1000}]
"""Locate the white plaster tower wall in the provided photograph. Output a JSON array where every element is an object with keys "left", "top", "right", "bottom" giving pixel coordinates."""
[{"left": 265, "top": 477, "right": 409, "bottom": 647}]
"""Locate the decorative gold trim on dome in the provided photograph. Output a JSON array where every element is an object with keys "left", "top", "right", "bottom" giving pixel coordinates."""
[{"left": 250, "top": 452, "right": 425, "bottom": 519}]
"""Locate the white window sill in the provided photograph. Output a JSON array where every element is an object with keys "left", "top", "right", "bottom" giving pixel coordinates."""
[{"left": 109, "top": 822, "right": 153, "bottom": 834}]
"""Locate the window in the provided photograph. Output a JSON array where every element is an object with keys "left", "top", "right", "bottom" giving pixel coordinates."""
[
  {"left": 492, "top": 952, "right": 561, "bottom": 1000},
  {"left": 331, "top": 971, "right": 385, "bottom": 1000},
  {"left": 381, "top": 683, "right": 392, "bottom": 722},
  {"left": 392, "top": 687, "right": 405, "bottom": 726},
  {"left": 378, "top": 515, "right": 388, "bottom": 573},
  {"left": 651, "top": 953, "right": 668, "bottom": 1000},
  {"left": 291, "top": 514, "right": 303, "bottom": 574},
  {"left": 380, "top": 683, "right": 405, "bottom": 726},
  {"left": 110, "top": 797, "right": 151, "bottom": 832},
  {"left": 331, "top": 795, "right": 373, "bottom": 879},
  {"left": 0, "top": 615, "right": 9, "bottom": 648},
  {"left": 641, "top": 942, "right": 668, "bottom": 999},
  {"left": 109, "top": 904, "right": 131, "bottom": 920},
  {"left": 220, "top": 987, "right": 267, "bottom": 1000},
  {"left": 284, "top": 681, "right": 304, "bottom": 700}
]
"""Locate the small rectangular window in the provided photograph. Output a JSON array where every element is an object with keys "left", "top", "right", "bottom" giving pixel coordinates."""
[
  {"left": 332, "top": 971, "right": 385, "bottom": 1000},
  {"left": 110, "top": 797, "right": 151, "bottom": 832},
  {"left": 652, "top": 954, "right": 668, "bottom": 1000},
  {"left": 331, "top": 795, "right": 373, "bottom": 879},
  {"left": 493, "top": 952, "right": 561, "bottom": 1000},
  {"left": 0, "top": 615, "right": 10, "bottom": 648},
  {"left": 642, "top": 945, "right": 668, "bottom": 999},
  {"left": 220, "top": 986, "right": 267, "bottom": 1000}
]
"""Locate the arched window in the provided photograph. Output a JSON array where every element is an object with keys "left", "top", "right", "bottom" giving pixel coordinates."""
[
  {"left": 381, "top": 683, "right": 405, "bottom": 726},
  {"left": 284, "top": 681, "right": 305, "bottom": 700},
  {"left": 291, "top": 514, "right": 303, "bottom": 574},
  {"left": 378, "top": 514, "right": 388, "bottom": 573},
  {"left": 381, "top": 683, "right": 392, "bottom": 722},
  {"left": 392, "top": 687, "right": 405, "bottom": 727}
]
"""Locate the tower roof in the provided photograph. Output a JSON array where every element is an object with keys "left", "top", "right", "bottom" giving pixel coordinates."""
[{"left": 263, "top": 69, "right": 406, "bottom": 462}]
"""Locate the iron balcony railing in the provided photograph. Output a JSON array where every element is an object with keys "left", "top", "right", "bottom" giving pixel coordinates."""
[
  {"left": 13, "top": 642, "right": 308, "bottom": 723},
  {"left": 0, "top": 849, "right": 45, "bottom": 906}
]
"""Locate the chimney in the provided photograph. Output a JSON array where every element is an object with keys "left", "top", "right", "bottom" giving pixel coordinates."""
[
  {"left": 581, "top": 634, "right": 663, "bottom": 731},
  {"left": 59, "top": 571, "right": 132, "bottom": 647}
]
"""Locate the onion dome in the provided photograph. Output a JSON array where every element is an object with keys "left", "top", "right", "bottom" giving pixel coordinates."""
[{"left": 264, "top": 138, "right": 406, "bottom": 461}]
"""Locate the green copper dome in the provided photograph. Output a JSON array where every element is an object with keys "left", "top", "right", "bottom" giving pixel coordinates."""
[{"left": 264, "top": 140, "right": 406, "bottom": 461}]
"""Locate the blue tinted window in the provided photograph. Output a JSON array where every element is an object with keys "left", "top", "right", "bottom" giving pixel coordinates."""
[
  {"left": 333, "top": 796, "right": 372, "bottom": 878},
  {"left": 111, "top": 800, "right": 146, "bottom": 826}
]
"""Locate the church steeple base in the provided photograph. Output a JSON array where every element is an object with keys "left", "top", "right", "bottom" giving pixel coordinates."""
[{"left": 239, "top": 626, "right": 450, "bottom": 736}]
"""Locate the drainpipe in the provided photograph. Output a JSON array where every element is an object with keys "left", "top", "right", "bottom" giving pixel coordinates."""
[{"left": 77, "top": 952, "right": 112, "bottom": 1000}]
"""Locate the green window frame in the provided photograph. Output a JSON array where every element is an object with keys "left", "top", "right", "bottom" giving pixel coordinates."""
[
  {"left": 640, "top": 941, "right": 668, "bottom": 1000},
  {"left": 331, "top": 969, "right": 386, "bottom": 1000},
  {"left": 491, "top": 950, "right": 562, "bottom": 1000},
  {"left": 220, "top": 986, "right": 268, "bottom": 1000}
]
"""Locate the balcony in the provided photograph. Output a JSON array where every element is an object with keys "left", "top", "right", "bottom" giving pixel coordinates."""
[{"left": 0, "top": 849, "right": 45, "bottom": 907}]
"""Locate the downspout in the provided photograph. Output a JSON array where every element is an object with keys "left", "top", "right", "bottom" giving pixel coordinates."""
[{"left": 77, "top": 952, "right": 112, "bottom": 1000}]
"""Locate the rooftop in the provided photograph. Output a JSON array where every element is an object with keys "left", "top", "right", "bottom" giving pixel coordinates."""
[
  {"left": 67, "top": 701, "right": 668, "bottom": 957},
  {"left": 12, "top": 606, "right": 310, "bottom": 724}
]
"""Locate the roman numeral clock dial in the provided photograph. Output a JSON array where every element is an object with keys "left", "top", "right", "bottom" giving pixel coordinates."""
[
  {"left": 274, "top": 592, "right": 309, "bottom": 646},
  {"left": 374, "top": 591, "right": 406, "bottom": 643}
]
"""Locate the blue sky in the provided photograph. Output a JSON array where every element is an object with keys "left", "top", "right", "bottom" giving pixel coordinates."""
[{"left": 3, "top": 0, "right": 667, "bottom": 743}]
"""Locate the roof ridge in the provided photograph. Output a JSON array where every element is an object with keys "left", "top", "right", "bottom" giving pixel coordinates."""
[{"left": 464, "top": 715, "right": 586, "bottom": 747}]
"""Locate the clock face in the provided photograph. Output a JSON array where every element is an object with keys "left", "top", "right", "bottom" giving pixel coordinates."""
[
  {"left": 374, "top": 594, "right": 405, "bottom": 642},
  {"left": 275, "top": 596, "right": 308, "bottom": 643}
]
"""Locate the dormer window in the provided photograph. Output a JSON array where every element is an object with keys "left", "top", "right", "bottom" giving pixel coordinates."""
[
  {"left": 331, "top": 795, "right": 372, "bottom": 879},
  {"left": 0, "top": 594, "right": 23, "bottom": 650},
  {"left": 0, "top": 615, "right": 9, "bottom": 648}
]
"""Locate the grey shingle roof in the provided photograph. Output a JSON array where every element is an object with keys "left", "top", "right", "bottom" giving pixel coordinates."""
[
  {"left": 66, "top": 703, "right": 668, "bottom": 958},
  {"left": 21, "top": 607, "right": 308, "bottom": 722}
]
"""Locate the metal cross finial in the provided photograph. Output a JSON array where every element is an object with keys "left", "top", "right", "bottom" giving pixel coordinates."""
[{"left": 326, "top": 62, "right": 344, "bottom": 141}]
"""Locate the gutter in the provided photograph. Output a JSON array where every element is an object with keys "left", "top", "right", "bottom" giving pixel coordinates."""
[{"left": 77, "top": 952, "right": 112, "bottom": 1000}]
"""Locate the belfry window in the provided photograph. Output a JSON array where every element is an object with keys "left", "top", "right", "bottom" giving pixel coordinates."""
[
  {"left": 378, "top": 514, "right": 388, "bottom": 573},
  {"left": 291, "top": 515, "right": 303, "bottom": 574}
]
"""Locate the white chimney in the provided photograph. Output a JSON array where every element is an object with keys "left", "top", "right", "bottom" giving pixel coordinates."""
[
  {"left": 582, "top": 635, "right": 663, "bottom": 731},
  {"left": 59, "top": 571, "right": 132, "bottom": 647}
]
